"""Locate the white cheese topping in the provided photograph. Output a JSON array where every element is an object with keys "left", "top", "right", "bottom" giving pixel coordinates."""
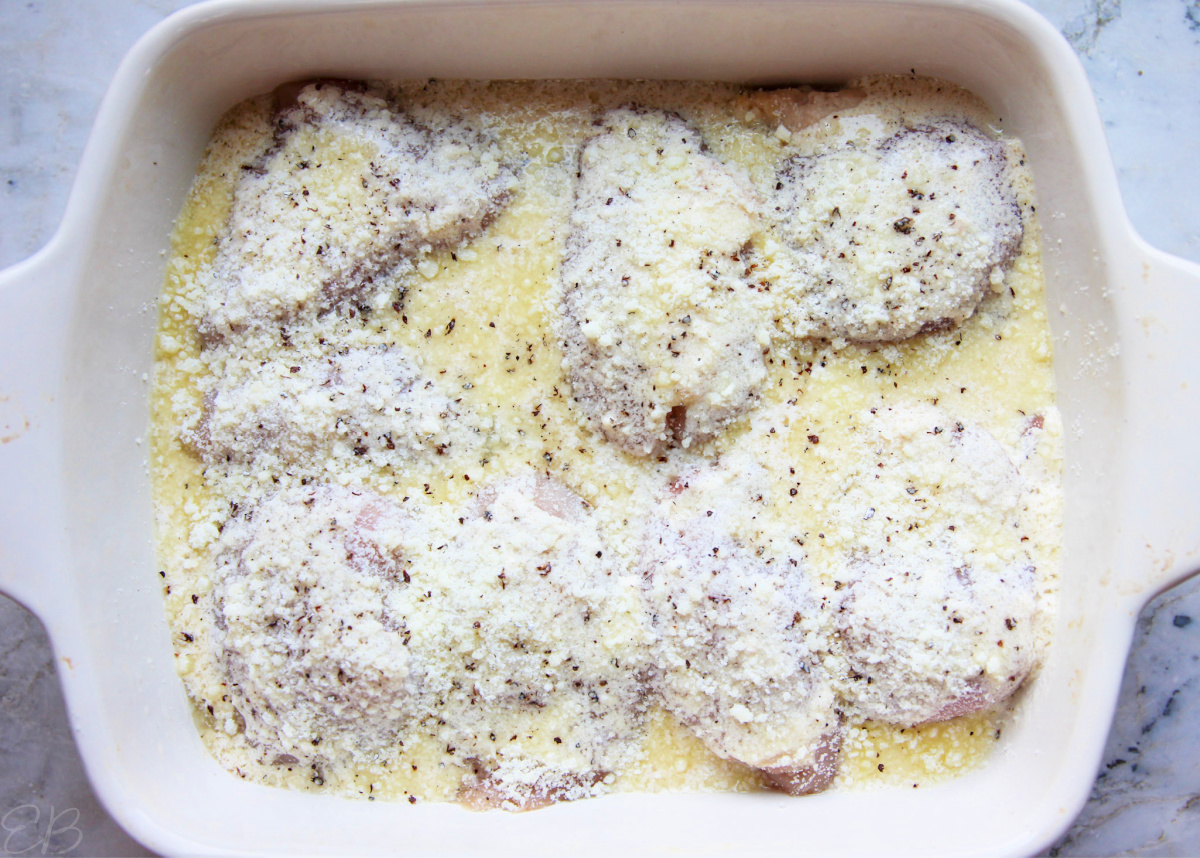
[
  {"left": 183, "top": 345, "right": 470, "bottom": 469},
  {"left": 213, "top": 476, "right": 649, "bottom": 806},
  {"left": 642, "top": 457, "right": 839, "bottom": 792},
  {"left": 199, "top": 82, "right": 519, "bottom": 338},
  {"left": 826, "top": 405, "right": 1040, "bottom": 725},
  {"left": 773, "top": 119, "right": 1023, "bottom": 342},
  {"left": 213, "top": 486, "right": 420, "bottom": 763},
  {"left": 430, "top": 476, "right": 649, "bottom": 808},
  {"left": 560, "top": 107, "right": 770, "bottom": 454}
]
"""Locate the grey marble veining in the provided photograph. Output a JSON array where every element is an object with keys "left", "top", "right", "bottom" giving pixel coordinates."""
[
  {"left": 1048, "top": 583, "right": 1200, "bottom": 856},
  {"left": 0, "top": 1, "right": 1197, "bottom": 856}
]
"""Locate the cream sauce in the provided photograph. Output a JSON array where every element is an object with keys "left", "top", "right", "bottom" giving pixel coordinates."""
[{"left": 150, "top": 77, "right": 1061, "bottom": 804}]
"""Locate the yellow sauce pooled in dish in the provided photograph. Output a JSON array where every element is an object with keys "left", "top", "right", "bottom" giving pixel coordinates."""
[{"left": 150, "top": 77, "right": 1061, "bottom": 808}]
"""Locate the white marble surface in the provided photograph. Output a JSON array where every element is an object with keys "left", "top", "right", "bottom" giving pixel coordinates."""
[{"left": 0, "top": 1, "right": 1197, "bottom": 855}]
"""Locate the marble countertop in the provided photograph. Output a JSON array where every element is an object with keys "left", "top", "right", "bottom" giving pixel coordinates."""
[{"left": 1, "top": 1, "right": 1197, "bottom": 855}]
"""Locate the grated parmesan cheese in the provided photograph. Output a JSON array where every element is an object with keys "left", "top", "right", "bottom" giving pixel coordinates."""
[
  {"left": 182, "top": 346, "right": 471, "bottom": 470},
  {"left": 198, "top": 82, "right": 519, "bottom": 339},
  {"left": 560, "top": 108, "right": 769, "bottom": 454},
  {"left": 826, "top": 405, "right": 1041, "bottom": 726},
  {"left": 773, "top": 119, "right": 1023, "bottom": 343},
  {"left": 642, "top": 455, "right": 841, "bottom": 794}
]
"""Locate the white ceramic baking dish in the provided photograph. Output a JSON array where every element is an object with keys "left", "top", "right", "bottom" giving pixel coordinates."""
[{"left": 2, "top": 0, "right": 1198, "bottom": 854}]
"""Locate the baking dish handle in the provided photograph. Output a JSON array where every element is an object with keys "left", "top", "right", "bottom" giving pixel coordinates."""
[
  {"left": 1122, "top": 243, "right": 1200, "bottom": 600},
  {"left": 0, "top": 242, "right": 73, "bottom": 623}
]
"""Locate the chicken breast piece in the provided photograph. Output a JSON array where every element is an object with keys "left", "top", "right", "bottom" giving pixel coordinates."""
[
  {"left": 827, "top": 405, "right": 1042, "bottom": 725},
  {"left": 199, "top": 81, "right": 519, "bottom": 338},
  {"left": 211, "top": 486, "right": 419, "bottom": 764},
  {"left": 642, "top": 462, "right": 841, "bottom": 794},
  {"left": 836, "top": 550, "right": 1039, "bottom": 726},
  {"left": 182, "top": 346, "right": 468, "bottom": 470},
  {"left": 212, "top": 477, "right": 646, "bottom": 804},
  {"left": 773, "top": 119, "right": 1023, "bottom": 343},
  {"left": 457, "top": 760, "right": 607, "bottom": 813},
  {"left": 735, "top": 86, "right": 866, "bottom": 134},
  {"left": 427, "top": 476, "right": 649, "bottom": 810},
  {"left": 560, "top": 107, "right": 771, "bottom": 455}
]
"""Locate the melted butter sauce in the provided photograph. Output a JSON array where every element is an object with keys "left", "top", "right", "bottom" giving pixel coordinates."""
[{"left": 150, "top": 78, "right": 1061, "bottom": 802}]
